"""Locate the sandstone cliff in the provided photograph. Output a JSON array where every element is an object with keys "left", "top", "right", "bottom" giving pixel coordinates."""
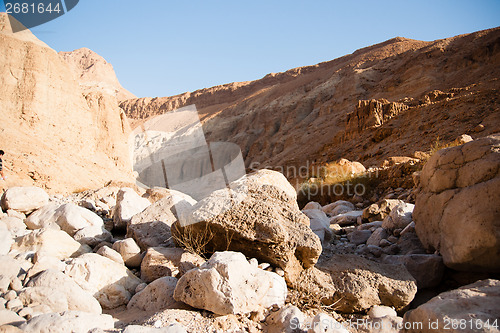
[
  {"left": 121, "top": 28, "right": 500, "bottom": 186},
  {"left": 0, "top": 13, "right": 134, "bottom": 193},
  {"left": 60, "top": 47, "right": 136, "bottom": 102}
]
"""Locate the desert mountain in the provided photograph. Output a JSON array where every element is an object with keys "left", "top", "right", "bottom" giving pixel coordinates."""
[
  {"left": 0, "top": 13, "right": 134, "bottom": 193},
  {"left": 60, "top": 47, "right": 136, "bottom": 102},
  {"left": 120, "top": 28, "right": 500, "bottom": 187}
]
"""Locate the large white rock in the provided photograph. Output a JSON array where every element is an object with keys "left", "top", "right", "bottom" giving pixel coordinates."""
[
  {"left": 113, "top": 188, "right": 151, "bottom": 229},
  {"left": 303, "top": 209, "right": 332, "bottom": 243},
  {"left": 26, "top": 269, "right": 102, "bottom": 314},
  {"left": 0, "top": 309, "right": 26, "bottom": 327},
  {"left": 73, "top": 225, "right": 112, "bottom": 247},
  {"left": 382, "top": 202, "right": 414, "bottom": 230},
  {"left": 0, "top": 255, "right": 22, "bottom": 292},
  {"left": 64, "top": 253, "right": 143, "bottom": 309},
  {"left": 53, "top": 203, "right": 104, "bottom": 236},
  {"left": 322, "top": 200, "right": 356, "bottom": 216},
  {"left": 265, "top": 304, "right": 306, "bottom": 333},
  {"left": 112, "top": 238, "right": 142, "bottom": 267},
  {"left": 11, "top": 228, "right": 90, "bottom": 260},
  {"left": 404, "top": 279, "right": 500, "bottom": 333},
  {"left": 18, "top": 286, "right": 69, "bottom": 313},
  {"left": 0, "top": 227, "right": 13, "bottom": 255},
  {"left": 0, "top": 216, "right": 27, "bottom": 237},
  {"left": 128, "top": 276, "right": 186, "bottom": 311},
  {"left": 413, "top": 135, "right": 500, "bottom": 272},
  {"left": 174, "top": 251, "right": 287, "bottom": 315},
  {"left": 96, "top": 245, "right": 124, "bottom": 264},
  {"left": 1, "top": 187, "right": 49, "bottom": 213},
  {"left": 24, "top": 203, "right": 61, "bottom": 230},
  {"left": 19, "top": 311, "right": 114, "bottom": 333}
]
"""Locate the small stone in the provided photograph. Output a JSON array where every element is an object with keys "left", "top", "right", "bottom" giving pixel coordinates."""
[
  {"left": 9, "top": 278, "right": 23, "bottom": 292},
  {"left": 275, "top": 268, "right": 285, "bottom": 277},
  {"left": 348, "top": 230, "right": 372, "bottom": 245},
  {"left": 388, "top": 235, "right": 399, "bottom": 243},
  {"left": 367, "top": 245, "right": 383, "bottom": 257},
  {"left": 6, "top": 298, "right": 23, "bottom": 310},
  {"left": 135, "top": 283, "right": 147, "bottom": 294},
  {"left": 368, "top": 305, "right": 397, "bottom": 319},
  {"left": 474, "top": 124, "right": 485, "bottom": 132},
  {"left": 248, "top": 258, "right": 258, "bottom": 267},
  {"left": 4, "top": 290, "right": 17, "bottom": 301},
  {"left": 258, "top": 263, "right": 271, "bottom": 270},
  {"left": 380, "top": 239, "right": 392, "bottom": 247},
  {"left": 17, "top": 306, "right": 33, "bottom": 319},
  {"left": 393, "top": 228, "right": 402, "bottom": 237}
]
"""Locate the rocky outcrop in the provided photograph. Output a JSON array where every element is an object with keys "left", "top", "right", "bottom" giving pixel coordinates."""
[
  {"left": 0, "top": 13, "right": 133, "bottom": 194},
  {"left": 173, "top": 251, "right": 287, "bottom": 315},
  {"left": 59, "top": 47, "right": 136, "bottom": 101},
  {"left": 404, "top": 279, "right": 500, "bottom": 333},
  {"left": 120, "top": 27, "right": 500, "bottom": 178},
  {"left": 413, "top": 134, "right": 500, "bottom": 272},
  {"left": 345, "top": 99, "right": 409, "bottom": 137},
  {"left": 171, "top": 170, "right": 322, "bottom": 283}
]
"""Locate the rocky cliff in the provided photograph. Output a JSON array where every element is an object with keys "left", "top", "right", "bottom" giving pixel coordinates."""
[
  {"left": 0, "top": 13, "right": 134, "bottom": 193},
  {"left": 120, "top": 28, "right": 500, "bottom": 186},
  {"left": 60, "top": 47, "right": 136, "bottom": 102}
]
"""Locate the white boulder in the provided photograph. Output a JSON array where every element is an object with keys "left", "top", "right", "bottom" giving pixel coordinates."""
[
  {"left": 1, "top": 187, "right": 49, "bottom": 214},
  {"left": 113, "top": 188, "right": 151, "bottom": 229},
  {"left": 174, "top": 251, "right": 287, "bottom": 315}
]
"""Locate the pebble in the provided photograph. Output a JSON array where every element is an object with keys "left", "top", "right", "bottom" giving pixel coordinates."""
[
  {"left": 4, "top": 290, "right": 17, "bottom": 301},
  {"left": 6, "top": 298, "right": 23, "bottom": 311},
  {"left": 10, "top": 277, "right": 23, "bottom": 292}
]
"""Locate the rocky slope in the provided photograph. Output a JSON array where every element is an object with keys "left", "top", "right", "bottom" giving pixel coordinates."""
[
  {"left": 120, "top": 27, "right": 500, "bottom": 187},
  {"left": 0, "top": 13, "right": 134, "bottom": 194},
  {"left": 60, "top": 47, "right": 136, "bottom": 102}
]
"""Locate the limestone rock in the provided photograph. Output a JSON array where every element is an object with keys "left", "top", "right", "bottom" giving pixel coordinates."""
[
  {"left": 303, "top": 209, "right": 332, "bottom": 243},
  {"left": 382, "top": 202, "right": 414, "bottom": 230},
  {"left": 348, "top": 229, "right": 372, "bottom": 245},
  {"left": 1, "top": 187, "right": 48, "bottom": 214},
  {"left": 19, "top": 311, "right": 114, "bottom": 333},
  {"left": 26, "top": 269, "right": 102, "bottom": 314},
  {"left": 114, "top": 188, "right": 151, "bottom": 229},
  {"left": 12, "top": 228, "right": 90, "bottom": 260},
  {"left": 96, "top": 245, "right": 124, "bottom": 264},
  {"left": 73, "top": 225, "right": 112, "bottom": 247},
  {"left": 18, "top": 286, "right": 69, "bottom": 313},
  {"left": 317, "top": 254, "right": 417, "bottom": 313},
  {"left": 362, "top": 199, "right": 403, "bottom": 222},
  {"left": 0, "top": 217, "right": 26, "bottom": 237},
  {"left": 127, "top": 196, "right": 179, "bottom": 250},
  {"left": 413, "top": 134, "right": 500, "bottom": 272},
  {"left": 53, "top": 203, "right": 104, "bottom": 236},
  {"left": 64, "top": 253, "right": 143, "bottom": 309},
  {"left": 322, "top": 200, "right": 355, "bottom": 216},
  {"left": 265, "top": 305, "right": 306, "bottom": 333},
  {"left": 0, "top": 228, "right": 13, "bottom": 255},
  {"left": 0, "top": 310, "right": 25, "bottom": 327},
  {"left": 24, "top": 203, "right": 62, "bottom": 230},
  {"left": 404, "top": 279, "right": 500, "bottom": 333},
  {"left": 368, "top": 305, "right": 397, "bottom": 319},
  {"left": 382, "top": 254, "right": 444, "bottom": 289},
  {"left": 366, "top": 228, "right": 388, "bottom": 246},
  {"left": 140, "top": 247, "right": 205, "bottom": 283},
  {"left": 303, "top": 202, "right": 322, "bottom": 210},
  {"left": 329, "top": 210, "right": 362, "bottom": 226},
  {"left": 171, "top": 170, "right": 322, "bottom": 284},
  {"left": 174, "top": 251, "right": 287, "bottom": 315},
  {"left": 112, "top": 238, "right": 142, "bottom": 267},
  {"left": 128, "top": 276, "right": 187, "bottom": 311}
]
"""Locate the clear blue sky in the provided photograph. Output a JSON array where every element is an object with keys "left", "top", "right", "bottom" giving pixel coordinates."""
[{"left": 2, "top": 1, "right": 499, "bottom": 98}]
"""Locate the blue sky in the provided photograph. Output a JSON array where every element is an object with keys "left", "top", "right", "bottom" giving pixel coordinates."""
[{"left": 2, "top": 1, "right": 499, "bottom": 98}]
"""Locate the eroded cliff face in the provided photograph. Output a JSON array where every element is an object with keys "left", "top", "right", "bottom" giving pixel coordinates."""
[
  {"left": 60, "top": 47, "right": 136, "bottom": 102},
  {"left": 0, "top": 13, "right": 134, "bottom": 193},
  {"left": 120, "top": 28, "right": 500, "bottom": 185}
]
